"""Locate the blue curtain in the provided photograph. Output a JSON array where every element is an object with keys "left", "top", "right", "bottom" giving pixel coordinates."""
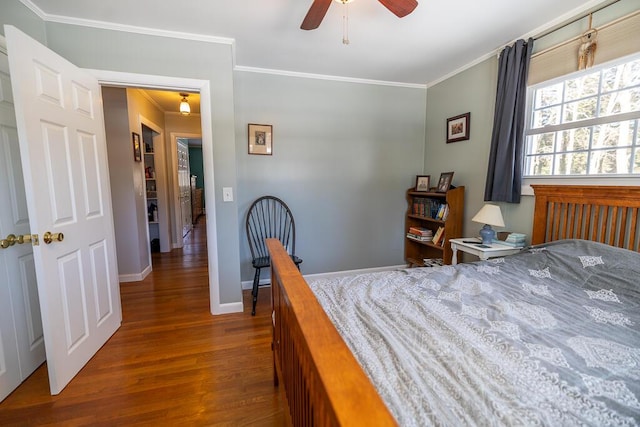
[{"left": 484, "top": 38, "right": 534, "bottom": 203}]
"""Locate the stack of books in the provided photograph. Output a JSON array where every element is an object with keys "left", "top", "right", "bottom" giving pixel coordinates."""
[
  {"left": 407, "top": 227, "right": 433, "bottom": 242},
  {"left": 422, "top": 258, "right": 443, "bottom": 267},
  {"left": 494, "top": 232, "right": 526, "bottom": 247}
]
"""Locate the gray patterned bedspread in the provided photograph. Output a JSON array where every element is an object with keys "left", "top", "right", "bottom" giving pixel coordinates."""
[{"left": 307, "top": 240, "right": 640, "bottom": 426}]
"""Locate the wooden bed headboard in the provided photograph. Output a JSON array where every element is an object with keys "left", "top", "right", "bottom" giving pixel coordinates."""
[
  {"left": 267, "top": 185, "right": 640, "bottom": 425},
  {"left": 531, "top": 185, "right": 640, "bottom": 252}
]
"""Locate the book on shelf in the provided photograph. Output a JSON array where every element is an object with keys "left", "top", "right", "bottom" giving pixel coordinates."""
[
  {"left": 408, "top": 226, "right": 432, "bottom": 237},
  {"left": 412, "top": 198, "right": 449, "bottom": 221},
  {"left": 436, "top": 203, "right": 450, "bottom": 221},
  {"left": 407, "top": 233, "right": 432, "bottom": 242},
  {"left": 432, "top": 226, "right": 445, "bottom": 246}
]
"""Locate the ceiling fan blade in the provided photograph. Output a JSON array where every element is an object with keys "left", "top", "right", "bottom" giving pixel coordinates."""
[
  {"left": 378, "top": 0, "right": 418, "bottom": 18},
  {"left": 301, "top": 0, "right": 333, "bottom": 30}
]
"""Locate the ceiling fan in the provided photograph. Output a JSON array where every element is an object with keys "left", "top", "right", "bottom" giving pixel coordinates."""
[{"left": 301, "top": 0, "right": 418, "bottom": 30}]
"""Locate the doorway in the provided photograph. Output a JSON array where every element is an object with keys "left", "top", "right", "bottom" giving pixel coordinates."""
[{"left": 92, "top": 70, "right": 225, "bottom": 314}]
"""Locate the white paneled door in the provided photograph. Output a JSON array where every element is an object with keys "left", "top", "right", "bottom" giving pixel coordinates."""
[
  {"left": 5, "top": 25, "right": 121, "bottom": 395},
  {"left": 178, "top": 140, "right": 192, "bottom": 237},
  {"left": 0, "top": 45, "right": 45, "bottom": 402}
]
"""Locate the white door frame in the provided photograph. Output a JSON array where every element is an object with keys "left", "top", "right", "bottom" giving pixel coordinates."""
[{"left": 88, "top": 69, "right": 228, "bottom": 315}]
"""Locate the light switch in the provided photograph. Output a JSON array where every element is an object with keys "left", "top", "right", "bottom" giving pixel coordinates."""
[{"left": 223, "top": 187, "right": 233, "bottom": 202}]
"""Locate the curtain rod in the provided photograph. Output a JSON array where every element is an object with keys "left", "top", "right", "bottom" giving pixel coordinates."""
[{"left": 534, "top": 0, "right": 621, "bottom": 41}]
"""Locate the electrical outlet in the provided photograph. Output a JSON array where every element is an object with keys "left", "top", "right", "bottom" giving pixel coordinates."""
[{"left": 223, "top": 187, "right": 233, "bottom": 202}]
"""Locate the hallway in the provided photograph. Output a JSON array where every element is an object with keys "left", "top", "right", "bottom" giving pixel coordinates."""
[{"left": 0, "top": 217, "right": 285, "bottom": 425}]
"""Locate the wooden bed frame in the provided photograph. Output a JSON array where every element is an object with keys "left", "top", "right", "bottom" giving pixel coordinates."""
[
  {"left": 531, "top": 185, "right": 640, "bottom": 251},
  {"left": 268, "top": 184, "right": 640, "bottom": 425}
]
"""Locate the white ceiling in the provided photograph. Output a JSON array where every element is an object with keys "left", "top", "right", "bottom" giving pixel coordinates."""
[{"left": 25, "top": 0, "right": 609, "bottom": 86}]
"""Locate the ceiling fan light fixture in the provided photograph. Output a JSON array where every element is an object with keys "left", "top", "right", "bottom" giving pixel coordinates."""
[{"left": 179, "top": 93, "right": 191, "bottom": 115}]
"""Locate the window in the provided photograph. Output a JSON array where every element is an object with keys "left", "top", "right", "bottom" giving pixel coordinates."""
[{"left": 524, "top": 54, "right": 640, "bottom": 177}]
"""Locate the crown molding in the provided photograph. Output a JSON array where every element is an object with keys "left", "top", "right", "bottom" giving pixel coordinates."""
[
  {"left": 20, "top": 0, "right": 425, "bottom": 88},
  {"left": 136, "top": 88, "right": 163, "bottom": 111},
  {"left": 234, "top": 66, "right": 427, "bottom": 89},
  {"left": 19, "top": 0, "right": 235, "bottom": 46}
]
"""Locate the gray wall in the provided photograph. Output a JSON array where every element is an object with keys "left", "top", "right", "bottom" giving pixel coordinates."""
[
  {"left": 102, "top": 87, "right": 148, "bottom": 277},
  {"left": 235, "top": 71, "right": 427, "bottom": 280},
  {"left": 425, "top": 58, "right": 535, "bottom": 241},
  {"left": 0, "top": 2, "right": 46, "bottom": 44}
]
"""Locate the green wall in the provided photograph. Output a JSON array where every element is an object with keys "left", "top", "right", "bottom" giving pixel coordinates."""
[{"left": 189, "top": 147, "right": 204, "bottom": 189}]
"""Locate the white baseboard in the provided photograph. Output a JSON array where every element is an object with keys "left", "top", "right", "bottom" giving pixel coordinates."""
[
  {"left": 119, "top": 264, "right": 152, "bottom": 283},
  {"left": 211, "top": 301, "right": 244, "bottom": 314},
  {"left": 240, "top": 264, "right": 408, "bottom": 290},
  {"left": 241, "top": 278, "right": 270, "bottom": 290}
]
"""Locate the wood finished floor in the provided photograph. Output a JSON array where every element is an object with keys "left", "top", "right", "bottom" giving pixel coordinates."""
[{"left": 0, "top": 217, "right": 285, "bottom": 426}]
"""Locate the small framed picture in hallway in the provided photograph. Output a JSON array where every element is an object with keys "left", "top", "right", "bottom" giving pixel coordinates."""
[{"left": 132, "top": 132, "right": 142, "bottom": 162}]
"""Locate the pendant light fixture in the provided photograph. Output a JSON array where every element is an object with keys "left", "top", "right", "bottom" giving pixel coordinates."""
[{"left": 179, "top": 93, "right": 191, "bottom": 116}]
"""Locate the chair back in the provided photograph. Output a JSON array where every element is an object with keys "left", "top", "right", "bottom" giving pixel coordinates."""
[{"left": 246, "top": 196, "right": 297, "bottom": 260}]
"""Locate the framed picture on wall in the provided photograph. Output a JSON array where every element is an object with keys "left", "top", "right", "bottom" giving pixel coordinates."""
[
  {"left": 248, "top": 123, "right": 273, "bottom": 155},
  {"left": 446, "top": 113, "right": 470, "bottom": 143},
  {"left": 132, "top": 132, "right": 142, "bottom": 162}
]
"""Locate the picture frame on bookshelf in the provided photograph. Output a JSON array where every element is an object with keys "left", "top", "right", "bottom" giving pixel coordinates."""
[
  {"left": 436, "top": 171, "right": 454, "bottom": 193},
  {"left": 132, "top": 132, "right": 142, "bottom": 162},
  {"left": 415, "top": 175, "right": 430, "bottom": 192},
  {"left": 446, "top": 112, "right": 470, "bottom": 143}
]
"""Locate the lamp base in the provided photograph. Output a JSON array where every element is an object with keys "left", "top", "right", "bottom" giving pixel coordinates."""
[{"left": 479, "top": 224, "right": 495, "bottom": 245}]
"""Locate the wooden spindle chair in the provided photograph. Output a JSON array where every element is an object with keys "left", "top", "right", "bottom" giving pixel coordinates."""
[{"left": 246, "top": 196, "right": 302, "bottom": 315}]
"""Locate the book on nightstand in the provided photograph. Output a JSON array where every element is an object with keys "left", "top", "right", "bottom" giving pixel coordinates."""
[{"left": 493, "top": 232, "right": 526, "bottom": 247}]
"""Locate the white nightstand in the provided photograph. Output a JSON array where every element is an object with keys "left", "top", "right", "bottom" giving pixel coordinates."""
[{"left": 449, "top": 238, "right": 523, "bottom": 265}]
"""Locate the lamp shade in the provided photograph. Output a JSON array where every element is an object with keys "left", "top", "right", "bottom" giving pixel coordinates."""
[{"left": 471, "top": 204, "right": 505, "bottom": 227}]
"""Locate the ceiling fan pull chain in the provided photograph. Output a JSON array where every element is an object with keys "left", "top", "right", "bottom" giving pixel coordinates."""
[{"left": 342, "top": 2, "right": 350, "bottom": 45}]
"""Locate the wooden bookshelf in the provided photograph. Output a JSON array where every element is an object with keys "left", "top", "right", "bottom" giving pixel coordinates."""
[{"left": 405, "top": 186, "right": 464, "bottom": 266}]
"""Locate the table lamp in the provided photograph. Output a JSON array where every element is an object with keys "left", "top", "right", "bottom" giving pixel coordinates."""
[{"left": 471, "top": 204, "right": 505, "bottom": 245}]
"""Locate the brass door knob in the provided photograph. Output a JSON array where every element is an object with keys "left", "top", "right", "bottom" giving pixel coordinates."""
[
  {"left": 1, "top": 233, "right": 38, "bottom": 248},
  {"left": 1, "top": 234, "right": 18, "bottom": 249},
  {"left": 43, "top": 231, "right": 64, "bottom": 245}
]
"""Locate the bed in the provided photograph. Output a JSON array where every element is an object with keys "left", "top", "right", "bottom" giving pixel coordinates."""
[{"left": 267, "top": 185, "right": 640, "bottom": 426}]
